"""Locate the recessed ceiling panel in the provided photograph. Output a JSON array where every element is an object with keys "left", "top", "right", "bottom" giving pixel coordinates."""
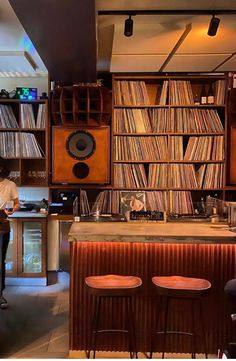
[
  {"left": 177, "top": 15, "right": 236, "bottom": 54},
  {"left": 164, "top": 54, "right": 230, "bottom": 72},
  {"left": 111, "top": 54, "right": 167, "bottom": 72},
  {"left": 112, "top": 23, "right": 186, "bottom": 54},
  {"left": 0, "top": 50, "right": 38, "bottom": 77},
  {"left": 217, "top": 55, "right": 236, "bottom": 71},
  {"left": 0, "top": 1, "right": 47, "bottom": 76}
]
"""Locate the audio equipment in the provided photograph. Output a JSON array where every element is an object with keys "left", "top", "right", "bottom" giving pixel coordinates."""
[
  {"left": 129, "top": 210, "right": 167, "bottom": 223},
  {"left": 52, "top": 126, "right": 110, "bottom": 184}
]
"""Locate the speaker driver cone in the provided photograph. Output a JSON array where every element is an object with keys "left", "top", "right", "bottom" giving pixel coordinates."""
[
  {"left": 73, "top": 162, "right": 90, "bottom": 179},
  {"left": 66, "top": 130, "right": 96, "bottom": 160}
]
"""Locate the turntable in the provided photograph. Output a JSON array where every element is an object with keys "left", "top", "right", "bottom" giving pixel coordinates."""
[
  {"left": 168, "top": 213, "right": 211, "bottom": 222},
  {"left": 80, "top": 213, "right": 126, "bottom": 222}
]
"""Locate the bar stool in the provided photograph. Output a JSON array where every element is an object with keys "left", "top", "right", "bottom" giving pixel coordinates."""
[
  {"left": 150, "top": 275, "right": 211, "bottom": 359},
  {"left": 85, "top": 274, "right": 142, "bottom": 359}
]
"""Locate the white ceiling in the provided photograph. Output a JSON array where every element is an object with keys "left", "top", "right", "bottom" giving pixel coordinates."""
[
  {"left": 0, "top": 0, "right": 47, "bottom": 76},
  {"left": 0, "top": 0, "right": 236, "bottom": 77},
  {"left": 96, "top": 0, "right": 236, "bottom": 73}
]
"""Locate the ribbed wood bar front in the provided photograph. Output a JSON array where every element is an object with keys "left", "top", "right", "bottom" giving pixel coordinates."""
[{"left": 68, "top": 222, "right": 236, "bottom": 356}]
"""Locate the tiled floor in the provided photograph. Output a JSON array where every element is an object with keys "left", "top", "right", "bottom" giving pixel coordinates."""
[
  {"left": 0, "top": 272, "right": 217, "bottom": 359},
  {"left": 0, "top": 272, "right": 69, "bottom": 359}
]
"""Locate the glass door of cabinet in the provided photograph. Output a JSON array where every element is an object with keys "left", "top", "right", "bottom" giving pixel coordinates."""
[{"left": 19, "top": 219, "right": 46, "bottom": 276}]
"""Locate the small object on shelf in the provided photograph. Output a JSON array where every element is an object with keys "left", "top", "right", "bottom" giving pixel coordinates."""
[
  {"left": 16, "top": 87, "right": 37, "bottom": 100},
  {"left": 193, "top": 91, "right": 200, "bottom": 105},
  {"left": 207, "top": 83, "right": 215, "bottom": 104},
  {"left": 0, "top": 89, "right": 9, "bottom": 99},
  {"left": 200, "top": 85, "right": 207, "bottom": 104},
  {"left": 211, "top": 214, "right": 220, "bottom": 223},
  {"left": 40, "top": 92, "right": 47, "bottom": 99}
]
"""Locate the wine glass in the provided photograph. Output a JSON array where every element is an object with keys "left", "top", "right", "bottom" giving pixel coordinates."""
[{"left": 5, "top": 200, "right": 14, "bottom": 213}]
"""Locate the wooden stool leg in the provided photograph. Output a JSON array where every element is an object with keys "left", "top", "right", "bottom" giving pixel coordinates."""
[
  {"left": 150, "top": 295, "right": 163, "bottom": 359},
  {"left": 162, "top": 296, "right": 170, "bottom": 359},
  {"left": 191, "top": 299, "right": 197, "bottom": 359},
  {"left": 199, "top": 299, "right": 208, "bottom": 359},
  {"left": 87, "top": 296, "right": 99, "bottom": 358},
  {"left": 89, "top": 296, "right": 102, "bottom": 359},
  {"left": 127, "top": 296, "right": 138, "bottom": 359},
  {"left": 125, "top": 297, "right": 133, "bottom": 358}
]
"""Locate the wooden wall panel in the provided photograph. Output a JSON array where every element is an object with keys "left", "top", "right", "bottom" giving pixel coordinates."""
[
  {"left": 70, "top": 241, "right": 236, "bottom": 354},
  {"left": 230, "top": 126, "right": 236, "bottom": 184}
]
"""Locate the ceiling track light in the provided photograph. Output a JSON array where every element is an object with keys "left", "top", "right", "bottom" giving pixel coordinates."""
[
  {"left": 207, "top": 15, "right": 220, "bottom": 36},
  {"left": 124, "top": 15, "right": 133, "bottom": 37}
]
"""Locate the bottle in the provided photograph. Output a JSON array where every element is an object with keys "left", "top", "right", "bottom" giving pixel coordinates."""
[
  {"left": 207, "top": 83, "right": 214, "bottom": 104},
  {"left": 200, "top": 85, "right": 207, "bottom": 104},
  {"left": 193, "top": 90, "right": 200, "bottom": 105}
]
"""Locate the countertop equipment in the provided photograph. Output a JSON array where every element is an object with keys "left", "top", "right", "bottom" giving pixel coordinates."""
[
  {"left": 168, "top": 213, "right": 211, "bottom": 222},
  {"left": 80, "top": 214, "right": 126, "bottom": 222}
]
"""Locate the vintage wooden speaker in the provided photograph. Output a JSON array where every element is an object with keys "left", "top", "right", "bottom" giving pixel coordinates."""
[{"left": 52, "top": 126, "right": 110, "bottom": 184}]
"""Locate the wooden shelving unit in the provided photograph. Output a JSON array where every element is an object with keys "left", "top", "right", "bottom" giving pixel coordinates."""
[
  {"left": 47, "top": 74, "right": 236, "bottom": 215},
  {"left": 111, "top": 74, "right": 229, "bottom": 213},
  {"left": 51, "top": 85, "right": 111, "bottom": 126},
  {"left": 0, "top": 99, "right": 48, "bottom": 187}
]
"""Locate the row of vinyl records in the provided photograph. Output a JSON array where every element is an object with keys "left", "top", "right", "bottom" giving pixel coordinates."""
[
  {"left": 114, "top": 135, "right": 224, "bottom": 161},
  {"left": 114, "top": 163, "right": 224, "bottom": 189},
  {"left": 78, "top": 189, "right": 202, "bottom": 214},
  {"left": 0, "top": 104, "right": 46, "bottom": 129},
  {"left": 114, "top": 108, "right": 224, "bottom": 133},
  {"left": 113, "top": 80, "right": 226, "bottom": 106},
  {"left": 0, "top": 132, "right": 44, "bottom": 158}
]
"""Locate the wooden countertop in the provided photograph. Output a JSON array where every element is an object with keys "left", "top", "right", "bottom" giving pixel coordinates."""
[
  {"left": 9, "top": 211, "right": 47, "bottom": 218},
  {"left": 68, "top": 221, "right": 236, "bottom": 244}
]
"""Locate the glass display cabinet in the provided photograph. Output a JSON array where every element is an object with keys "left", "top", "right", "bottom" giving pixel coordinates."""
[{"left": 6, "top": 218, "right": 47, "bottom": 282}]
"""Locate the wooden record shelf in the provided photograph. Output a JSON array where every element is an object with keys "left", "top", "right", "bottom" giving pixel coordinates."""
[{"left": 51, "top": 85, "right": 111, "bottom": 126}]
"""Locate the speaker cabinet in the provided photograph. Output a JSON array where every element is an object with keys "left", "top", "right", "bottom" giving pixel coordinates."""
[{"left": 52, "top": 127, "right": 110, "bottom": 184}]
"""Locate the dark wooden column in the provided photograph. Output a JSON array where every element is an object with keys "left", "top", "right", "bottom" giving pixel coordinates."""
[{"left": 9, "top": 0, "right": 97, "bottom": 83}]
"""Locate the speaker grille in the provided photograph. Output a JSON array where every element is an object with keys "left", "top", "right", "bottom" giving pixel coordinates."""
[
  {"left": 66, "top": 130, "right": 96, "bottom": 160},
  {"left": 72, "top": 162, "right": 90, "bottom": 179}
]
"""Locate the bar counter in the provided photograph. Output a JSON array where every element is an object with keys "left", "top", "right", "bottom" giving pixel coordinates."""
[
  {"left": 68, "top": 221, "right": 236, "bottom": 356},
  {"left": 69, "top": 221, "right": 235, "bottom": 243}
]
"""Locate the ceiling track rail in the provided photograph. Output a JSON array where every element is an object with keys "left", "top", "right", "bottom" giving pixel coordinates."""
[{"left": 98, "top": 9, "right": 236, "bottom": 16}]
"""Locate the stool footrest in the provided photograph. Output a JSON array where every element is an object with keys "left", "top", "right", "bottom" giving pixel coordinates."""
[
  {"left": 93, "top": 329, "right": 129, "bottom": 334},
  {"left": 156, "top": 331, "right": 194, "bottom": 337}
]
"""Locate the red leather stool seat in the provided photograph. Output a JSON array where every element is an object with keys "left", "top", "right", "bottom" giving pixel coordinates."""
[
  {"left": 152, "top": 275, "right": 211, "bottom": 298},
  {"left": 85, "top": 274, "right": 142, "bottom": 294}
]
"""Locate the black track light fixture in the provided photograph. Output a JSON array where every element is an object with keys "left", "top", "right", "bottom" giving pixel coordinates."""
[
  {"left": 208, "top": 15, "right": 220, "bottom": 36},
  {"left": 124, "top": 15, "right": 133, "bottom": 37}
]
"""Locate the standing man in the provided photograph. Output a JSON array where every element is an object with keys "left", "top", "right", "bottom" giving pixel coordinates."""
[{"left": 0, "top": 157, "right": 20, "bottom": 309}]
